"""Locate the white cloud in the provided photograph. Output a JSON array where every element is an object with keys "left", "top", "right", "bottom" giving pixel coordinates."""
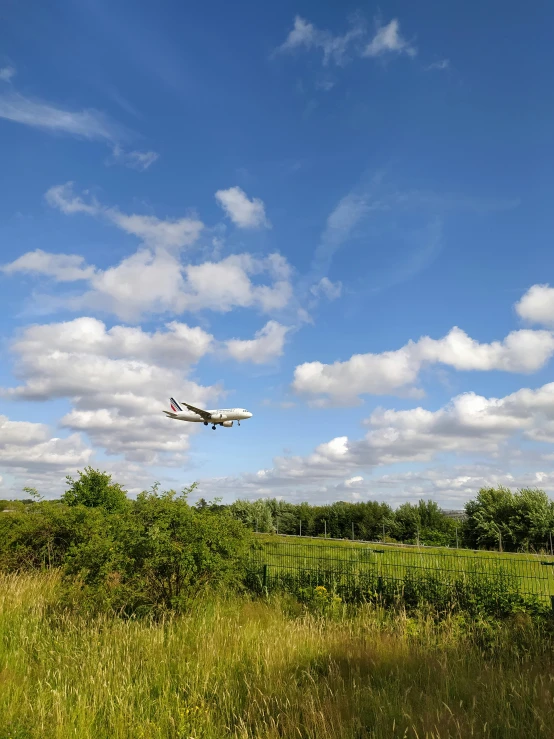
[
  {"left": 77, "top": 250, "right": 291, "bottom": 321},
  {"left": 426, "top": 59, "right": 450, "bottom": 71},
  {"left": 515, "top": 284, "right": 554, "bottom": 327},
  {"left": 2, "top": 317, "right": 220, "bottom": 464},
  {"left": 1, "top": 249, "right": 96, "bottom": 282},
  {"left": 277, "top": 15, "right": 365, "bottom": 66},
  {"left": 0, "top": 414, "right": 91, "bottom": 471},
  {"left": 293, "top": 326, "right": 554, "bottom": 404},
  {"left": 46, "top": 183, "right": 203, "bottom": 250},
  {"left": 7, "top": 184, "right": 293, "bottom": 321},
  {"left": 0, "top": 93, "right": 123, "bottom": 141},
  {"left": 277, "top": 16, "right": 415, "bottom": 67},
  {"left": 195, "top": 382, "right": 554, "bottom": 504},
  {"left": 306, "top": 176, "right": 387, "bottom": 286},
  {"left": 363, "top": 19, "right": 416, "bottom": 58},
  {"left": 11, "top": 316, "right": 214, "bottom": 368},
  {"left": 344, "top": 475, "right": 364, "bottom": 487},
  {"left": 179, "top": 254, "right": 292, "bottom": 314},
  {"left": 225, "top": 321, "right": 291, "bottom": 364},
  {"left": 0, "top": 66, "right": 16, "bottom": 83},
  {"left": 0, "top": 91, "right": 158, "bottom": 169},
  {"left": 310, "top": 277, "right": 342, "bottom": 301},
  {"left": 215, "top": 186, "right": 270, "bottom": 229},
  {"left": 110, "top": 145, "right": 159, "bottom": 172}
]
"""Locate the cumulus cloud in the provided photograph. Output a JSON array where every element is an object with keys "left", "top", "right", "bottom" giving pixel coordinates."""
[
  {"left": 46, "top": 182, "right": 203, "bottom": 250},
  {"left": 31, "top": 183, "right": 292, "bottom": 320},
  {"left": 276, "top": 15, "right": 414, "bottom": 67},
  {"left": 515, "top": 284, "right": 554, "bottom": 327},
  {"left": 0, "top": 414, "right": 91, "bottom": 472},
  {"left": 2, "top": 317, "right": 219, "bottom": 464},
  {"left": 1, "top": 249, "right": 96, "bottom": 282},
  {"left": 75, "top": 251, "right": 292, "bottom": 321},
  {"left": 194, "top": 382, "right": 554, "bottom": 504},
  {"left": 10, "top": 316, "right": 214, "bottom": 369},
  {"left": 293, "top": 326, "right": 554, "bottom": 404},
  {"left": 215, "top": 187, "right": 270, "bottom": 229},
  {"left": 225, "top": 321, "right": 291, "bottom": 364}
]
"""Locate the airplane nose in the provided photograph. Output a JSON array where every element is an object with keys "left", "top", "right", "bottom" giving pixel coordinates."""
[{"left": 247, "top": 412, "right": 253, "bottom": 418}]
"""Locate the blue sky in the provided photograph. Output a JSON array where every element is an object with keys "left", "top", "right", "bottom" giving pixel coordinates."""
[{"left": 1, "top": 0, "right": 554, "bottom": 505}]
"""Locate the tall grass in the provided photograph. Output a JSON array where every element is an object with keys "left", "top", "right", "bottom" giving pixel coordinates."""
[{"left": 1, "top": 572, "right": 554, "bottom": 738}]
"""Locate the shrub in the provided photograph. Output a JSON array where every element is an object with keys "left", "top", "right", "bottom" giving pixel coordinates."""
[
  {"left": 0, "top": 501, "right": 108, "bottom": 571},
  {"left": 62, "top": 485, "right": 252, "bottom": 617}
]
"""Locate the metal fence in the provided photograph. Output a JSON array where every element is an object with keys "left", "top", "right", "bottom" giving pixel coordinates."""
[{"left": 249, "top": 536, "right": 554, "bottom": 610}]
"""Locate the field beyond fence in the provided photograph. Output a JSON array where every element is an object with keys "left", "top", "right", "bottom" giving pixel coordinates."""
[{"left": 249, "top": 534, "right": 554, "bottom": 615}]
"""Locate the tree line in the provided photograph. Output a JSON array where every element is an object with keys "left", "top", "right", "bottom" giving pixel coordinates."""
[
  {"left": 208, "top": 487, "right": 554, "bottom": 553},
  {"left": 2, "top": 467, "right": 554, "bottom": 554}
]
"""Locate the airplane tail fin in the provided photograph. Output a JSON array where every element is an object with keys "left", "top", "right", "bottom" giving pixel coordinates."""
[{"left": 169, "top": 397, "right": 182, "bottom": 413}]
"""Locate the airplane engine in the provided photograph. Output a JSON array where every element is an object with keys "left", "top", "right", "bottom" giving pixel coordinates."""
[{"left": 221, "top": 420, "right": 234, "bottom": 427}]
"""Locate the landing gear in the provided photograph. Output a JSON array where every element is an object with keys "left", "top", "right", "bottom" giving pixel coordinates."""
[
  {"left": 204, "top": 421, "right": 208, "bottom": 426},
  {"left": 212, "top": 425, "right": 217, "bottom": 430},
  {"left": 238, "top": 421, "right": 240, "bottom": 426}
]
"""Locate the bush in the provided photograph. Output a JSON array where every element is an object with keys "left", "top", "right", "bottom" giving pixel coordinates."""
[
  {"left": 0, "top": 501, "right": 108, "bottom": 571},
  {"left": 62, "top": 485, "right": 252, "bottom": 617}
]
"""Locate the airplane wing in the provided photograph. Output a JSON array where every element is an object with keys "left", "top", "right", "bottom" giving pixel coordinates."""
[{"left": 180, "top": 401, "right": 211, "bottom": 419}]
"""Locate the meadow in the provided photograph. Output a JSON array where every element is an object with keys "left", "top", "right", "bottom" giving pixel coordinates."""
[
  {"left": 1, "top": 571, "right": 554, "bottom": 739},
  {"left": 2, "top": 477, "right": 554, "bottom": 737},
  {"left": 251, "top": 534, "right": 554, "bottom": 610}
]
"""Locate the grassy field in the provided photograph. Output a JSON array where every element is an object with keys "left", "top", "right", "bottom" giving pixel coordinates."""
[
  {"left": 1, "top": 571, "right": 554, "bottom": 739},
  {"left": 252, "top": 534, "right": 554, "bottom": 603}
]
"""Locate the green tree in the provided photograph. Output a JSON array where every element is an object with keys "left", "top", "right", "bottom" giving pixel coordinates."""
[
  {"left": 508, "top": 488, "right": 554, "bottom": 551},
  {"left": 62, "top": 467, "right": 129, "bottom": 513},
  {"left": 463, "top": 487, "right": 515, "bottom": 550}
]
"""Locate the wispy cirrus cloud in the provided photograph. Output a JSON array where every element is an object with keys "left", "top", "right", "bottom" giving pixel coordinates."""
[
  {"left": 425, "top": 59, "right": 450, "bottom": 71},
  {"left": 0, "top": 83, "right": 158, "bottom": 171},
  {"left": 0, "top": 92, "right": 122, "bottom": 140},
  {"left": 276, "top": 16, "right": 416, "bottom": 68},
  {"left": 108, "top": 144, "right": 159, "bottom": 172},
  {"left": 362, "top": 19, "right": 416, "bottom": 58},
  {"left": 0, "top": 65, "right": 16, "bottom": 83}
]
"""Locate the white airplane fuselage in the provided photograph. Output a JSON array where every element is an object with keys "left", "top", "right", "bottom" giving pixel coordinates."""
[
  {"left": 168, "top": 409, "right": 252, "bottom": 423},
  {"left": 163, "top": 398, "right": 252, "bottom": 428}
]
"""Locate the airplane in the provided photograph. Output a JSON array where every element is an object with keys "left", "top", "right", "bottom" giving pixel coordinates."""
[{"left": 163, "top": 398, "right": 253, "bottom": 430}]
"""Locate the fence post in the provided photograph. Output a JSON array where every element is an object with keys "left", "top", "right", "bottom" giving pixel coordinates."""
[
  {"left": 551, "top": 595, "right": 554, "bottom": 614},
  {"left": 262, "top": 564, "right": 268, "bottom": 590},
  {"left": 352, "top": 522, "right": 354, "bottom": 541},
  {"left": 324, "top": 520, "right": 327, "bottom": 539}
]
